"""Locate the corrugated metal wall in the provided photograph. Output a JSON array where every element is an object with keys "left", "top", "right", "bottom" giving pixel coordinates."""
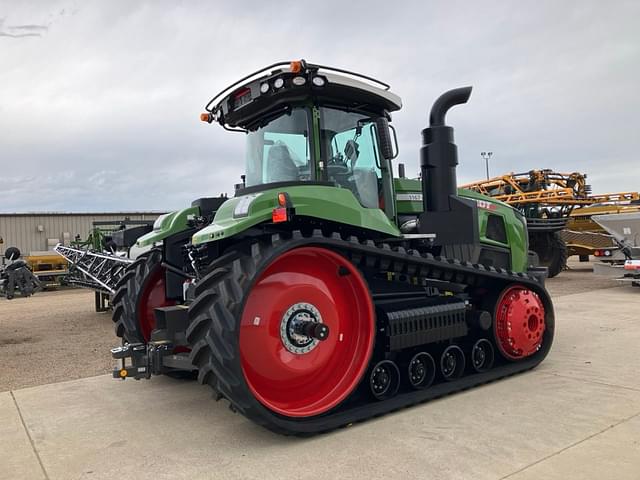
[{"left": 0, "top": 213, "right": 163, "bottom": 255}]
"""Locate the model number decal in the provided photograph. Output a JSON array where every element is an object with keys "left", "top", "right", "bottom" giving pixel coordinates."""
[
  {"left": 476, "top": 199, "right": 497, "bottom": 210},
  {"left": 397, "top": 193, "right": 423, "bottom": 202}
]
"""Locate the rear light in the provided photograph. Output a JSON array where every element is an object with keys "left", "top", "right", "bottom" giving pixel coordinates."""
[
  {"left": 594, "top": 250, "right": 602, "bottom": 257},
  {"left": 272, "top": 207, "right": 288, "bottom": 223},
  {"left": 273, "top": 192, "right": 292, "bottom": 223}
]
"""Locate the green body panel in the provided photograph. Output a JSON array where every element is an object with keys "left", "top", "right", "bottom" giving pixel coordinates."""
[
  {"left": 192, "top": 185, "right": 401, "bottom": 245},
  {"left": 393, "top": 178, "right": 528, "bottom": 272},
  {"left": 394, "top": 178, "right": 425, "bottom": 214},
  {"left": 136, "top": 206, "right": 199, "bottom": 247}
]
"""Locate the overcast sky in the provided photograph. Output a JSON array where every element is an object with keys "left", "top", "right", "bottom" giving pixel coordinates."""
[{"left": 1, "top": 0, "right": 638, "bottom": 212}]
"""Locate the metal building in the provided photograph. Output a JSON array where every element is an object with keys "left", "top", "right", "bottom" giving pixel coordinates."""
[{"left": 0, "top": 212, "right": 164, "bottom": 255}]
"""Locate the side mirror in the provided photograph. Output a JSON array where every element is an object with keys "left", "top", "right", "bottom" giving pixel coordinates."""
[{"left": 374, "top": 117, "right": 398, "bottom": 160}]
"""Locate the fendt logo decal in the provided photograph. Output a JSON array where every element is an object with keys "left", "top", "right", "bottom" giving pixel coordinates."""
[{"left": 475, "top": 199, "right": 497, "bottom": 210}]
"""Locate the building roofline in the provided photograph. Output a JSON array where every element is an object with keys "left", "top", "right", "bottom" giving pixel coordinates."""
[{"left": 0, "top": 211, "right": 167, "bottom": 217}]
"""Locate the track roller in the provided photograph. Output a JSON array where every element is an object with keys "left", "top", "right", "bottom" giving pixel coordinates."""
[
  {"left": 369, "top": 360, "right": 400, "bottom": 400},
  {"left": 470, "top": 339, "right": 494, "bottom": 373},
  {"left": 440, "top": 345, "right": 465, "bottom": 381},
  {"left": 407, "top": 352, "right": 436, "bottom": 390}
]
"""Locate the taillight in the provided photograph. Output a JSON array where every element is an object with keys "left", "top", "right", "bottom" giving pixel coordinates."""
[
  {"left": 273, "top": 192, "right": 292, "bottom": 223},
  {"left": 272, "top": 207, "right": 288, "bottom": 223}
]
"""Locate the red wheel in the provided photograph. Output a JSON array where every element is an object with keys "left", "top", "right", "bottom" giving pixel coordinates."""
[
  {"left": 494, "top": 285, "right": 546, "bottom": 360},
  {"left": 138, "top": 268, "right": 175, "bottom": 342},
  {"left": 239, "top": 247, "right": 375, "bottom": 418}
]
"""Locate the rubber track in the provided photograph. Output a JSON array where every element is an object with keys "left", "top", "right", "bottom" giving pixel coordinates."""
[
  {"left": 111, "top": 248, "right": 163, "bottom": 343},
  {"left": 186, "top": 230, "right": 556, "bottom": 436}
]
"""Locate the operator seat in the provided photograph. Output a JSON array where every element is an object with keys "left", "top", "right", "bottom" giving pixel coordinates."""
[{"left": 267, "top": 144, "right": 298, "bottom": 183}]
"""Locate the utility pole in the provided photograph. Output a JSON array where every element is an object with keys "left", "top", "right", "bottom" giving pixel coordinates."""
[{"left": 480, "top": 151, "right": 493, "bottom": 180}]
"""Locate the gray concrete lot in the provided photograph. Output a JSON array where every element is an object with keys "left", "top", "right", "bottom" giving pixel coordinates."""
[{"left": 1, "top": 264, "right": 639, "bottom": 479}]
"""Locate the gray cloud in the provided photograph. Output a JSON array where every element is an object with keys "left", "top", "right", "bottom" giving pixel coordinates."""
[{"left": 0, "top": 0, "right": 638, "bottom": 213}]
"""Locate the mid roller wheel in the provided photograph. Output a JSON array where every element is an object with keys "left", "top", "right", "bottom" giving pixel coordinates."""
[
  {"left": 369, "top": 360, "right": 401, "bottom": 400},
  {"left": 470, "top": 339, "right": 494, "bottom": 373},
  {"left": 407, "top": 352, "right": 436, "bottom": 390},
  {"left": 440, "top": 345, "right": 465, "bottom": 381}
]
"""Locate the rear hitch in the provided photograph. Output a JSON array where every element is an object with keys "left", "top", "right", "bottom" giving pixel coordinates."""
[
  {"left": 112, "top": 304, "right": 195, "bottom": 380},
  {"left": 112, "top": 342, "right": 195, "bottom": 380}
]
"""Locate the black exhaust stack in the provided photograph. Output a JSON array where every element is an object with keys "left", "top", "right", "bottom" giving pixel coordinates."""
[{"left": 419, "top": 87, "right": 479, "bottom": 245}]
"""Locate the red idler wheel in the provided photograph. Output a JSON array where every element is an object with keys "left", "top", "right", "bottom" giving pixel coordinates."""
[
  {"left": 239, "top": 247, "right": 375, "bottom": 418},
  {"left": 494, "top": 285, "right": 546, "bottom": 360},
  {"left": 138, "top": 268, "right": 176, "bottom": 342}
]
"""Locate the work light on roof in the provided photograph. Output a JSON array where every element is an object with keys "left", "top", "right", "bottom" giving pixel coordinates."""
[
  {"left": 292, "top": 76, "right": 306, "bottom": 86},
  {"left": 260, "top": 82, "right": 270, "bottom": 94},
  {"left": 274, "top": 78, "right": 285, "bottom": 89},
  {"left": 312, "top": 76, "right": 326, "bottom": 87}
]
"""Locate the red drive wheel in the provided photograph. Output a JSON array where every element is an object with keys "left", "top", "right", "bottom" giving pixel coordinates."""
[
  {"left": 138, "top": 267, "right": 176, "bottom": 342},
  {"left": 239, "top": 247, "right": 375, "bottom": 418},
  {"left": 494, "top": 285, "right": 546, "bottom": 360}
]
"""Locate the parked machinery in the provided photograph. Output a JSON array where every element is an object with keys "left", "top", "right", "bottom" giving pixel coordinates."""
[
  {"left": 564, "top": 197, "right": 640, "bottom": 262},
  {"left": 463, "top": 170, "right": 639, "bottom": 276},
  {"left": 110, "top": 60, "right": 555, "bottom": 435},
  {"left": 54, "top": 200, "right": 227, "bottom": 315},
  {"left": 592, "top": 211, "right": 640, "bottom": 287},
  {"left": 0, "top": 247, "right": 42, "bottom": 299}
]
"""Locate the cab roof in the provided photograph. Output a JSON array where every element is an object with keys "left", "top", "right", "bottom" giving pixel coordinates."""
[{"left": 201, "top": 60, "right": 402, "bottom": 130}]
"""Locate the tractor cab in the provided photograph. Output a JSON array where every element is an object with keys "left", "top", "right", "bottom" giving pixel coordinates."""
[{"left": 201, "top": 60, "right": 402, "bottom": 220}]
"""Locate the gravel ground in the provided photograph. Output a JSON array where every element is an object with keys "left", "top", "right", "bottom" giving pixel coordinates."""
[
  {"left": 0, "top": 258, "right": 628, "bottom": 392},
  {"left": 0, "top": 288, "right": 115, "bottom": 392}
]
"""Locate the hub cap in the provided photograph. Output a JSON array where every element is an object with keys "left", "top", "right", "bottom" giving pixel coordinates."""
[
  {"left": 494, "top": 285, "right": 546, "bottom": 360},
  {"left": 279, "top": 302, "right": 323, "bottom": 354},
  {"left": 239, "top": 247, "right": 375, "bottom": 418}
]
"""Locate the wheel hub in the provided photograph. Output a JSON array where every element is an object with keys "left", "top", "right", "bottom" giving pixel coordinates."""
[
  {"left": 443, "top": 352, "right": 456, "bottom": 375},
  {"left": 495, "top": 286, "right": 546, "bottom": 360},
  {"left": 280, "top": 303, "right": 324, "bottom": 354},
  {"left": 372, "top": 366, "right": 391, "bottom": 395},
  {"left": 409, "top": 358, "right": 426, "bottom": 384}
]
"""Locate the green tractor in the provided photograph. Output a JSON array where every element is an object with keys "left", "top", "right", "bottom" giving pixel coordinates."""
[{"left": 112, "top": 60, "right": 555, "bottom": 435}]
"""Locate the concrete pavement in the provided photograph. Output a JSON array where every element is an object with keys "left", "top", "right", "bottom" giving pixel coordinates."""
[{"left": 2, "top": 288, "right": 639, "bottom": 480}]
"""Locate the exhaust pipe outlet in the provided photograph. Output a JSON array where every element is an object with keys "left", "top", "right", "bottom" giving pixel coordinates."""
[
  {"left": 421, "top": 86, "right": 472, "bottom": 213},
  {"left": 418, "top": 87, "right": 479, "bottom": 246}
]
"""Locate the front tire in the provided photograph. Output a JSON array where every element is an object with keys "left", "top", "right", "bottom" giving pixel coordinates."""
[
  {"left": 530, "top": 231, "right": 567, "bottom": 278},
  {"left": 186, "top": 238, "right": 375, "bottom": 428},
  {"left": 111, "top": 248, "right": 175, "bottom": 343}
]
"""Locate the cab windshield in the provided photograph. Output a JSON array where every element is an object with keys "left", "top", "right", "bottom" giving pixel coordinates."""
[
  {"left": 244, "top": 107, "right": 311, "bottom": 187},
  {"left": 320, "top": 107, "right": 382, "bottom": 209}
]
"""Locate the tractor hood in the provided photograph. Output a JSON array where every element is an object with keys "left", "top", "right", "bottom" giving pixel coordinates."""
[
  {"left": 136, "top": 206, "right": 199, "bottom": 248},
  {"left": 192, "top": 185, "right": 400, "bottom": 245}
]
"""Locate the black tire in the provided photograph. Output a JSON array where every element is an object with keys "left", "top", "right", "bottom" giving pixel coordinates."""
[
  {"left": 4, "top": 247, "right": 21, "bottom": 260},
  {"left": 187, "top": 239, "right": 319, "bottom": 434},
  {"left": 530, "top": 231, "right": 567, "bottom": 278},
  {"left": 111, "top": 248, "right": 163, "bottom": 343}
]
